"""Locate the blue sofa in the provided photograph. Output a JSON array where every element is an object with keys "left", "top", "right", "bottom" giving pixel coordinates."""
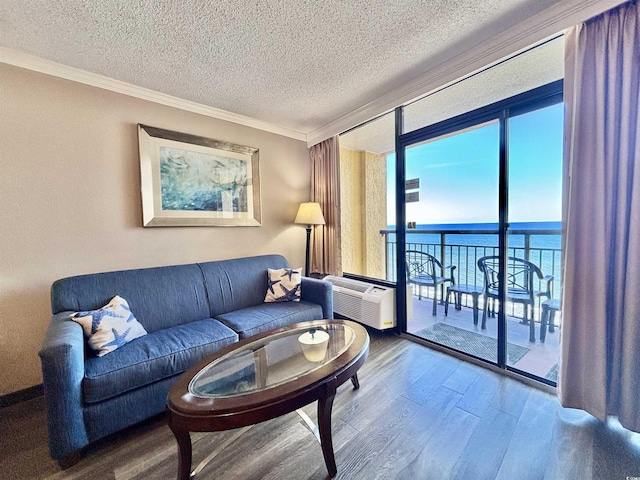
[{"left": 38, "top": 254, "right": 332, "bottom": 461}]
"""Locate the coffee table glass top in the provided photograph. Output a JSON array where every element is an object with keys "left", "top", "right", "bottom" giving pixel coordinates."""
[{"left": 189, "top": 323, "right": 356, "bottom": 398}]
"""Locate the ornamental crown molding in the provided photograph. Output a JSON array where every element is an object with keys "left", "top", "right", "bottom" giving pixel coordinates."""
[
  {"left": 0, "top": 0, "right": 625, "bottom": 148},
  {"left": 0, "top": 46, "right": 307, "bottom": 142}
]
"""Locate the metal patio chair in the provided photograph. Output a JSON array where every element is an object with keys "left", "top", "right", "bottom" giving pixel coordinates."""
[
  {"left": 407, "top": 250, "right": 456, "bottom": 316},
  {"left": 477, "top": 255, "right": 553, "bottom": 341}
]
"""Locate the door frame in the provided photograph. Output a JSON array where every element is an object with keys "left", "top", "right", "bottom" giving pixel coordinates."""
[{"left": 394, "top": 80, "right": 563, "bottom": 375}]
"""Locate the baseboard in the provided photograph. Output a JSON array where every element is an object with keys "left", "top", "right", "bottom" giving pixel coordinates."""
[{"left": 0, "top": 384, "right": 44, "bottom": 409}]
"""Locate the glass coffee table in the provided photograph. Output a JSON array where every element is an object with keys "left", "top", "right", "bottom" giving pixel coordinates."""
[{"left": 166, "top": 319, "right": 370, "bottom": 479}]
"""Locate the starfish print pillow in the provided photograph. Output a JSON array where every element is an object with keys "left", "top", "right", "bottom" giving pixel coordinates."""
[
  {"left": 71, "top": 295, "right": 147, "bottom": 356},
  {"left": 264, "top": 268, "right": 302, "bottom": 303}
]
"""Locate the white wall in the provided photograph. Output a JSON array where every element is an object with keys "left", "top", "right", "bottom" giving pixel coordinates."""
[{"left": 0, "top": 63, "right": 311, "bottom": 395}]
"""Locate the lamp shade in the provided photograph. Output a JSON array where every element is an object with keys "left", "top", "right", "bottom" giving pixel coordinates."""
[{"left": 294, "top": 202, "right": 326, "bottom": 226}]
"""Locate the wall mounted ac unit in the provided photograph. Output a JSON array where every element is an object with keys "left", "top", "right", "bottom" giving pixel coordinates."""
[{"left": 324, "top": 275, "right": 397, "bottom": 330}]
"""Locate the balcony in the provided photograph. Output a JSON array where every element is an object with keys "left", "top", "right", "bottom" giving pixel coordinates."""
[{"left": 380, "top": 227, "right": 561, "bottom": 381}]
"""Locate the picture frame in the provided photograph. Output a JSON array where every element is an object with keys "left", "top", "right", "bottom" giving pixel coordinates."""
[{"left": 138, "top": 124, "right": 261, "bottom": 227}]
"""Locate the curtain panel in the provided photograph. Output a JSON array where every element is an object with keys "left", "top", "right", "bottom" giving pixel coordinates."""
[
  {"left": 561, "top": 0, "right": 640, "bottom": 433},
  {"left": 310, "top": 136, "right": 342, "bottom": 276}
]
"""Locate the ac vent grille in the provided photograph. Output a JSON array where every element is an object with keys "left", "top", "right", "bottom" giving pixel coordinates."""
[
  {"left": 361, "top": 300, "right": 379, "bottom": 321},
  {"left": 334, "top": 293, "right": 362, "bottom": 321},
  {"left": 330, "top": 278, "right": 370, "bottom": 293}
]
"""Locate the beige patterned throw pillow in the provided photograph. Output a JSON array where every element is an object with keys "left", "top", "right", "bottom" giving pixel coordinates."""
[
  {"left": 264, "top": 268, "right": 302, "bottom": 303},
  {"left": 71, "top": 295, "right": 147, "bottom": 356}
]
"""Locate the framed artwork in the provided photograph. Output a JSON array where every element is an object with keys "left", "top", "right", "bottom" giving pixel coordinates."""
[{"left": 138, "top": 124, "right": 261, "bottom": 227}]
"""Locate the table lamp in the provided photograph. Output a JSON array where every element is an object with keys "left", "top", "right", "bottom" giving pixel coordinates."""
[{"left": 294, "top": 202, "right": 325, "bottom": 276}]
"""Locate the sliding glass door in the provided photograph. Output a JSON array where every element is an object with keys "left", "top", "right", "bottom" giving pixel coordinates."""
[
  {"left": 397, "top": 82, "right": 563, "bottom": 382},
  {"left": 505, "top": 103, "right": 563, "bottom": 380},
  {"left": 403, "top": 122, "right": 499, "bottom": 363}
]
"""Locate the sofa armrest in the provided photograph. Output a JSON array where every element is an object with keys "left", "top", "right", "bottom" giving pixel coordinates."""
[
  {"left": 301, "top": 277, "right": 334, "bottom": 319},
  {"left": 38, "top": 311, "right": 89, "bottom": 459}
]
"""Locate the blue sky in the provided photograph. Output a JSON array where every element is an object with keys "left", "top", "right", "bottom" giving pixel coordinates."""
[{"left": 387, "top": 103, "right": 564, "bottom": 225}]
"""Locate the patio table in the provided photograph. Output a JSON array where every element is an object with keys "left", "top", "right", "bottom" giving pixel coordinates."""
[{"left": 444, "top": 284, "right": 484, "bottom": 326}]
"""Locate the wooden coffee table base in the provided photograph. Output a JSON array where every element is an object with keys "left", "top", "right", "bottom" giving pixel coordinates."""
[
  {"left": 166, "top": 320, "right": 369, "bottom": 480},
  {"left": 168, "top": 373, "right": 360, "bottom": 479}
]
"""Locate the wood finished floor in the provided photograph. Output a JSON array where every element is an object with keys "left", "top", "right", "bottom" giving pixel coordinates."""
[{"left": 2, "top": 330, "right": 639, "bottom": 480}]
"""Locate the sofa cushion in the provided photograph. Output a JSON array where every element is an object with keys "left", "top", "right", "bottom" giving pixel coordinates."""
[
  {"left": 199, "top": 254, "right": 290, "bottom": 317},
  {"left": 52, "top": 264, "right": 211, "bottom": 333},
  {"left": 83, "top": 318, "right": 238, "bottom": 404},
  {"left": 264, "top": 268, "right": 302, "bottom": 303},
  {"left": 72, "top": 295, "right": 147, "bottom": 356},
  {"left": 216, "top": 301, "right": 323, "bottom": 338}
]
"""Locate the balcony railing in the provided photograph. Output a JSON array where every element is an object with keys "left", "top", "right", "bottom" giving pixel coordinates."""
[{"left": 380, "top": 227, "right": 562, "bottom": 320}]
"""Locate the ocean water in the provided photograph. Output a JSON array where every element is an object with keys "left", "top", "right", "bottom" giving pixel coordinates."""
[{"left": 385, "top": 222, "right": 562, "bottom": 298}]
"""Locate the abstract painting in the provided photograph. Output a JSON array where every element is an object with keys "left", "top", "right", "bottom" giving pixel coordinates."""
[{"left": 138, "top": 125, "right": 261, "bottom": 226}]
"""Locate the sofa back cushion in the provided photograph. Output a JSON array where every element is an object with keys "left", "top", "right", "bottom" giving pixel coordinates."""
[
  {"left": 199, "top": 254, "right": 290, "bottom": 317},
  {"left": 51, "top": 264, "right": 210, "bottom": 333}
]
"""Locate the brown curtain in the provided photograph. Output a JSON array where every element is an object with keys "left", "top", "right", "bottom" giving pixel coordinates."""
[
  {"left": 310, "top": 136, "right": 342, "bottom": 276},
  {"left": 560, "top": 1, "right": 640, "bottom": 433}
]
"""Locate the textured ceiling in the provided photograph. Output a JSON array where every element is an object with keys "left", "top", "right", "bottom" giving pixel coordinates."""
[{"left": 0, "top": 0, "right": 562, "bottom": 136}]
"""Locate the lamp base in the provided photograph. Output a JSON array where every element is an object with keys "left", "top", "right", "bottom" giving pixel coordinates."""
[{"left": 305, "top": 226, "right": 312, "bottom": 277}]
